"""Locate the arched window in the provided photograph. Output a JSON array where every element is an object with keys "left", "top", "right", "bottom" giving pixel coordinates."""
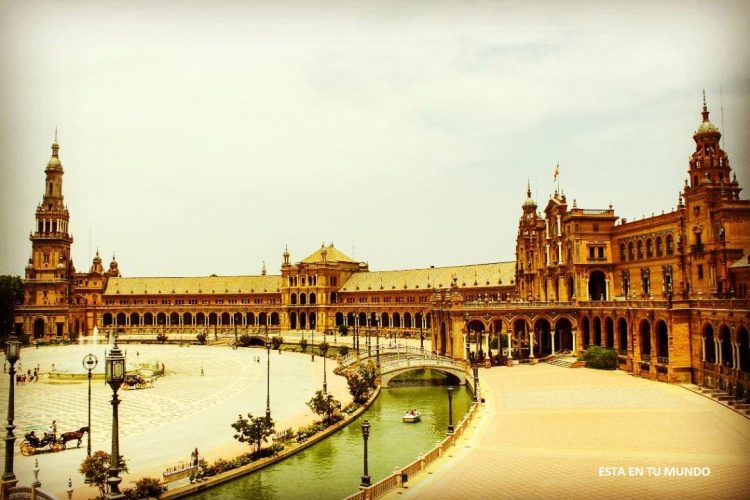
[
  {"left": 655, "top": 236, "right": 663, "bottom": 257},
  {"left": 666, "top": 235, "right": 674, "bottom": 255},
  {"left": 646, "top": 239, "right": 653, "bottom": 258},
  {"left": 309, "top": 293, "right": 316, "bottom": 305},
  {"left": 628, "top": 242, "right": 634, "bottom": 261},
  {"left": 619, "top": 243, "right": 626, "bottom": 261},
  {"left": 300, "top": 293, "right": 306, "bottom": 305},
  {"left": 656, "top": 321, "right": 668, "bottom": 360},
  {"left": 617, "top": 318, "right": 628, "bottom": 352},
  {"left": 640, "top": 320, "right": 651, "bottom": 358},
  {"left": 637, "top": 240, "right": 644, "bottom": 260},
  {"left": 703, "top": 325, "right": 715, "bottom": 363},
  {"left": 290, "top": 293, "right": 297, "bottom": 305}
]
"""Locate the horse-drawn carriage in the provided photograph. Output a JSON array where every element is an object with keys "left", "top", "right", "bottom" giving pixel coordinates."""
[
  {"left": 20, "top": 426, "right": 88, "bottom": 456},
  {"left": 122, "top": 373, "right": 155, "bottom": 390}
]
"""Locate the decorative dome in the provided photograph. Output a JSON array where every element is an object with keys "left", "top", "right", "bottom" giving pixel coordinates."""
[
  {"left": 696, "top": 120, "right": 718, "bottom": 135},
  {"left": 522, "top": 181, "right": 537, "bottom": 209},
  {"left": 694, "top": 90, "right": 721, "bottom": 139}
]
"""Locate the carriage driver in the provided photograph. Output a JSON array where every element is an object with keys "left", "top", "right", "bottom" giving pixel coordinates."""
[{"left": 46, "top": 420, "right": 57, "bottom": 440}]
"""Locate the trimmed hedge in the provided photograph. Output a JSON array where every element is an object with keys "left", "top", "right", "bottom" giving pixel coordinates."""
[{"left": 580, "top": 346, "right": 617, "bottom": 370}]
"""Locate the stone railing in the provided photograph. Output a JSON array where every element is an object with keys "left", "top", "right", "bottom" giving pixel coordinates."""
[
  {"left": 340, "top": 345, "right": 442, "bottom": 368},
  {"left": 344, "top": 402, "right": 479, "bottom": 500}
]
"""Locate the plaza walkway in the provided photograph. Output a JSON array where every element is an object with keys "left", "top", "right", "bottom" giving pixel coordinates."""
[
  {"left": 396, "top": 364, "right": 750, "bottom": 499},
  {"left": 0, "top": 344, "right": 350, "bottom": 498}
]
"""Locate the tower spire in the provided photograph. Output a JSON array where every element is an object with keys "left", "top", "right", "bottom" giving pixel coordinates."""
[{"left": 701, "top": 89, "right": 710, "bottom": 122}]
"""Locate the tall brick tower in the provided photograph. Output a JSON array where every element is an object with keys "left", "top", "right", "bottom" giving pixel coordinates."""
[{"left": 21, "top": 133, "right": 75, "bottom": 338}]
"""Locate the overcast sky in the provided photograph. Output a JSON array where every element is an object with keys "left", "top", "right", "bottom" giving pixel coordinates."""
[{"left": 1, "top": 0, "right": 748, "bottom": 278}]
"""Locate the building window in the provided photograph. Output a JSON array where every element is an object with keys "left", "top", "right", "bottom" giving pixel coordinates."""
[
  {"left": 637, "top": 240, "right": 644, "bottom": 259},
  {"left": 655, "top": 237, "right": 663, "bottom": 257},
  {"left": 666, "top": 235, "right": 674, "bottom": 255},
  {"left": 646, "top": 239, "right": 653, "bottom": 258},
  {"left": 619, "top": 243, "right": 626, "bottom": 261},
  {"left": 697, "top": 264, "right": 704, "bottom": 280},
  {"left": 331, "top": 277, "right": 337, "bottom": 286},
  {"left": 43, "top": 253, "right": 50, "bottom": 263}
]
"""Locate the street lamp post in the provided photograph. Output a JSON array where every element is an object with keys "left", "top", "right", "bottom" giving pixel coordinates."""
[
  {"left": 463, "top": 312, "right": 471, "bottom": 362},
  {"left": 322, "top": 331, "right": 328, "bottom": 394},
  {"left": 311, "top": 321, "right": 315, "bottom": 362},
  {"left": 360, "top": 420, "right": 371, "bottom": 487},
  {"left": 355, "top": 314, "right": 360, "bottom": 355},
  {"left": 472, "top": 364, "right": 479, "bottom": 403},
  {"left": 375, "top": 316, "right": 380, "bottom": 368},
  {"left": 420, "top": 313, "right": 425, "bottom": 351},
  {"left": 2, "top": 335, "right": 21, "bottom": 495},
  {"left": 366, "top": 317, "right": 371, "bottom": 358},
  {"left": 104, "top": 338, "right": 126, "bottom": 499},
  {"left": 82, "top": 354, "right": 98, "bottom": 458},
  {"left": 447, "top": 386, "right": 454, "bottom": 434},
  {"left": 265, "top": 336, "right": 272, "bottom": 422}
]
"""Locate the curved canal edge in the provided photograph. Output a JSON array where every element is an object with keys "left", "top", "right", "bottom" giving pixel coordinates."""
[
  {"left": 343, "top": 400, "right": 480, "bottom": 500},
  {"left": 163, "top": 386, "right": 383, "bottom": 499}
]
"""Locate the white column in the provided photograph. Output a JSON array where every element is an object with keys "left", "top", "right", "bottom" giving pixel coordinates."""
[
  {"left": 557, "top": 241, "right": 563, "bottom": 264},
  {"left": 605, "top": 278, "right": 610, "bottom": 300},
  {"left": 389, "top": 316, "right": 393, "bottom": 328},
  {"left": 545, "top": 219, "right": 550, "bottom": 239},
  {"left": 507, "top": 329, "right": 513, "bottom": 360},
  {"left": 572, "top": 329, "right": 577, "bottom": 352},
  {"left": 529, "top": 325, "right": 535, "bottom": 358},
  {"left": 716, "top": 339, "right": 721, "bottom": 365},
  {"left": 556, "top": 215, "right": 562, "bottom": 236},
  {"left": 733, "top": 343, "right": 739, "bottom": 369},
  {"left": 551, "top": 329, "right": 556, "bottom": 355},
  {"left": 701, "top": 337, "right": 706, "bottom": 362},
  {"left": 586, "top": 278, "right": 591, "bottom": 300}
]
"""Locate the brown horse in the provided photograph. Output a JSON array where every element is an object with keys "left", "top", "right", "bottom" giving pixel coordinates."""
[{"left": 60, "top": 426, "right": 89, "bottom": 448}]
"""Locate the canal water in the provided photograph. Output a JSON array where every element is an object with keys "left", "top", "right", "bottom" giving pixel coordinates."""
[{"left": 191, "top": 370, "right": 472, "bottom": 499}]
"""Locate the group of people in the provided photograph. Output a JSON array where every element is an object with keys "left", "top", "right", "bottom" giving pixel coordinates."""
[{"left": 13, "top": 364, "right": 42, "bottom": 384}]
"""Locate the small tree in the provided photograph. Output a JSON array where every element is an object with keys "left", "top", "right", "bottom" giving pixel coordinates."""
[
  {"left": 123, "top": 477, "right": 166, "bottom": 500},
  {"left": 346, "top": 371, "right": 370, "bottom": 404},
  {"left": 338, "top": 345, "right": 349, "bottom": 357},
  {"left": 307, "top": 390, "right": 342, "bottom": 424},
  {"left": 231, "top": 413, "right": 275, "bottom": 454},
  {"left": 358, "top": 362, "right": 377, "bottom": 389},
  {"left": 196, "top": 333, "right": 207, "bottom": 345},
  {"left": 79, "top": 451, "right": 128, "bottom": 499},
  {"left": 338, "top": 324, "right": 348, "bottom": 336},
  {"left": 318, "top": 341, "right": 330, "bottom": 356},
  {"left": 299, "top": 338, "right": 308, "bottom": 352},
  {"left": 271, "top": 335, "right": 283, "bottom": 351}
]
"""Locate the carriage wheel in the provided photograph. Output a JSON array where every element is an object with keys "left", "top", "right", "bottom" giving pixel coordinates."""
[
  {"left": 20, "top": 441, "right": 35, "bottom": 456},
  {"left": 51, "top": 442, "right": 64, "bottom": 453},
  {"left": 59, "top": 441, "right": 67, "bottom": 450}
]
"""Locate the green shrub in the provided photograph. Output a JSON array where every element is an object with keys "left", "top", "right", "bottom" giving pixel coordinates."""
[
  {"left": 338, "top": 346, "right": 349, "bottom": 357},
  {"left": 299, "top": 338, "right": 308, "bottom": 352},
  {"left": 580, "top": 346, "right": 617, "bottom": 370}
]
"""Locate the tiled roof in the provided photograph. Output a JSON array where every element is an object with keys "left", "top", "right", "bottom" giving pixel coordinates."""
[
  {"left": 340, "top": 262, "right": 515, "bottom": 292},
  {"left": 301, "top": 244, "right": 357, "bottom": 264},
  {"left": 104, "top": 275, "right": 283, "bottom": 295},
  {"left": 729, "top": 252, "right": 750, "bottom": 269}
]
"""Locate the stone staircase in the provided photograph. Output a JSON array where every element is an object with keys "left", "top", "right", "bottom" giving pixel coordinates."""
[
  {"left": 546, "top": 356, "right": 578, "bottom": 368},
  {"left": 681, "top": 385, "right": 750, "bottom": 419}
]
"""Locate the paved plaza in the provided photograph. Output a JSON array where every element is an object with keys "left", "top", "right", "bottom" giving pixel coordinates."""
[
  {"left": 397, "top": 364, "right": 750, "bottom": 500},
  {"left": 0, "top": 342, "right": 349, "bottom": 498}
]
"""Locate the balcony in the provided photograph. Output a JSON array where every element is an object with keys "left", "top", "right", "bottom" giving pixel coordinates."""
[
  {"left": 640, "top": 353, "right": 651, "bottom": 362},
  {"left": 656, "top": 356, "right": 669, "bottom": 365},
  {"left": 690, "top": 243, "right": 704, "bottom": 254}
]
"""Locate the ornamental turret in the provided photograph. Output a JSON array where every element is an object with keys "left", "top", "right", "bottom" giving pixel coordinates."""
[{"left": 687, "top": 91, "right": 735, "bottom": 195}]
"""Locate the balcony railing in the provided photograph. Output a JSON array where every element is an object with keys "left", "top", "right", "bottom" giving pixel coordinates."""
[
  {"left": 640, "top": 353, "right": 651, "bottom": 362},
  {"left": 657, "top": 356, "right": 669, "bottom": 365}
]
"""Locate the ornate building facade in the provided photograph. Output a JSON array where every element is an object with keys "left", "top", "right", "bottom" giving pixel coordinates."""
[{"left": 13, "top": 97, "right": 750, "bottom": 395}]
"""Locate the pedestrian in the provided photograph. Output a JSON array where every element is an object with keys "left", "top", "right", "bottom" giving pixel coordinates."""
[
  {"left": 51, "top": 363, "right": 55, "bottom": 372},
  {"left": 200, "top": 366, "right": 204, "bottom": 376},
  {"left": 3, "top": 361, "right": 6, "bottom": 373}
]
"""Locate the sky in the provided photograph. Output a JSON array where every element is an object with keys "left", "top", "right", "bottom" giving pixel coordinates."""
[{"left": 1, "top": 0, "right": 748, "bottom": 278}]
